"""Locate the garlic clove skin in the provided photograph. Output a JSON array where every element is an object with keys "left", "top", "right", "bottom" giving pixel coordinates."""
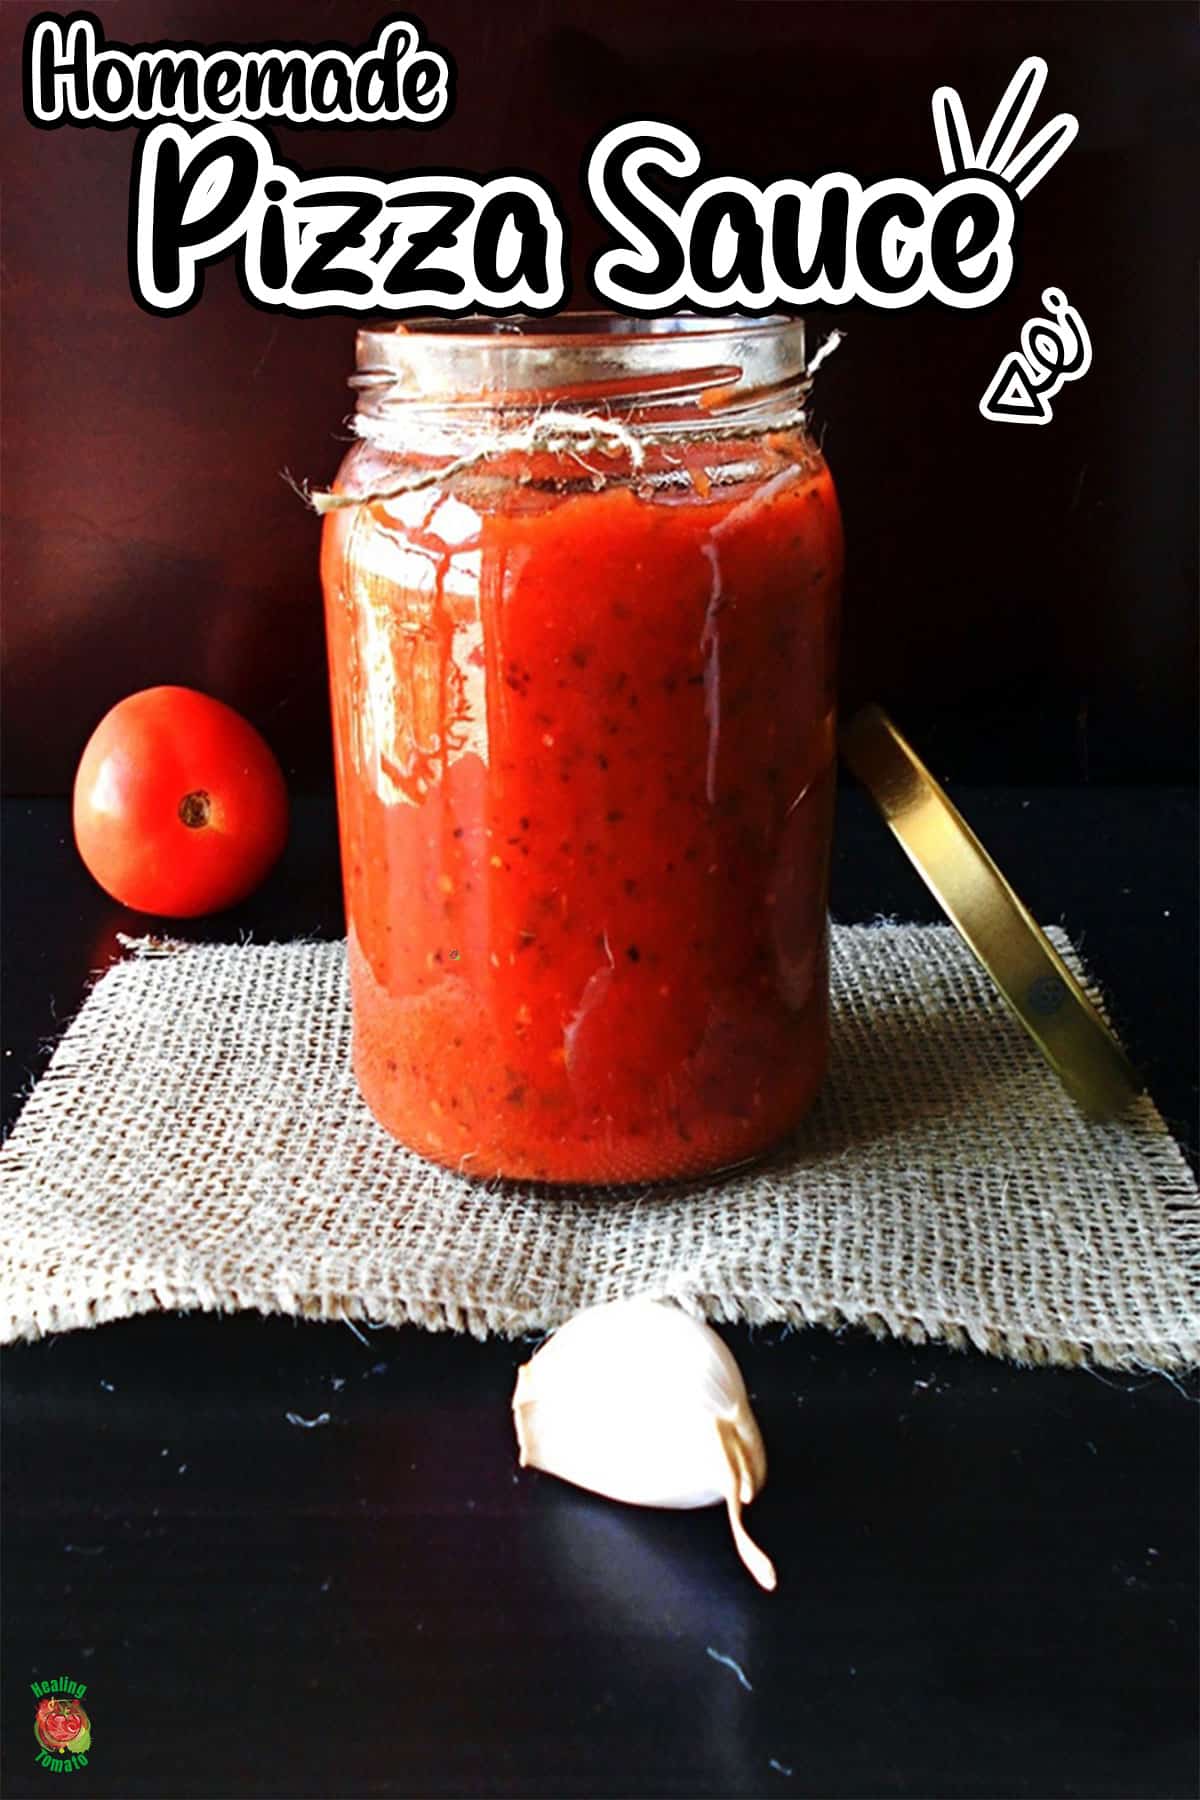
[{"left": 512, "top": 1298, "right": 776, "bottom": 1591}]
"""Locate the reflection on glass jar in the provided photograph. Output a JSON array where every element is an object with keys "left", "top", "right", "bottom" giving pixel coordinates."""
[{"left": 320, "top": 316, "right": 842, "bottom": 1183}]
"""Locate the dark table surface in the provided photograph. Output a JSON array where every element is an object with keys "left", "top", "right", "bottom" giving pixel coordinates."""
[{"left": 2, "top": 787, "right": 1197, "bottom": 1800}]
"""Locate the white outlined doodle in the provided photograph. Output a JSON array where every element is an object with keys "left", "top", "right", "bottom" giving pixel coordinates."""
[
  {"left": 979, "top": 288, "right": 1092, "bottom": 424},
  {"left": 931, "top": 57, "right": 1078, "bottom": 200}
]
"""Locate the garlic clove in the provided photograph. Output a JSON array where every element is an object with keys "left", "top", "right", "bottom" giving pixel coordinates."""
[{"left": 512, "top": 1298, "right": 777, "bottom": 1591}]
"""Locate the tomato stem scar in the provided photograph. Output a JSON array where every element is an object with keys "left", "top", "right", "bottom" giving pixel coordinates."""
[{"left": 178, "top": 789, "right": 212, "bottom": 829}]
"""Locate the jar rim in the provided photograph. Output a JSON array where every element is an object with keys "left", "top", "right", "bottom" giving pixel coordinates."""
[{"left": 353, "top": 312, "right": 808, "bottom": 412}]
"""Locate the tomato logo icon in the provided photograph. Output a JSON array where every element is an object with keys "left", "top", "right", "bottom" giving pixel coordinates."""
[{"left": 34, "top": 1695, "right": 91, "bottom": 1756}]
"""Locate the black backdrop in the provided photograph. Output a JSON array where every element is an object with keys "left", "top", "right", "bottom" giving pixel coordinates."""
[{"left": 1, "top": 0, "right": 1196, "bottom": 792}]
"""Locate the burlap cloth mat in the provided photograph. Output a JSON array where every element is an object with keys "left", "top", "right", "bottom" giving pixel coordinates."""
[{"left": 1, "top": 925, "right": 1197, "bottom": 1368}]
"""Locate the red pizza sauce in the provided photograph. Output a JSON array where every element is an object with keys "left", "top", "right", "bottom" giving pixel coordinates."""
[{"left": 321, "top": 322, "right": 841, "bottom": 1182}]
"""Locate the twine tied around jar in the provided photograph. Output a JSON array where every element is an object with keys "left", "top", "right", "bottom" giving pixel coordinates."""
[{"left": 298, "top": 329, "right": 844, "bottom": 515}]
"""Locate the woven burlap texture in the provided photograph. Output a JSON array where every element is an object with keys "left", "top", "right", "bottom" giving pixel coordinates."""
[{"left": 1, "top": 925, "right": 1196, "bottom": 1367}]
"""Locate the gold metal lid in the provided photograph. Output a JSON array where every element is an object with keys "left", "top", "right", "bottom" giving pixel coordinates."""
[{"left": 840, "top": 704, "right": 1141, "bottom": 1119}]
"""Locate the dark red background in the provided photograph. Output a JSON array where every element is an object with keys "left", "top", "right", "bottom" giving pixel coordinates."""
[{"left": 2, "top": 1, "right": 1196, "bottom": 793}]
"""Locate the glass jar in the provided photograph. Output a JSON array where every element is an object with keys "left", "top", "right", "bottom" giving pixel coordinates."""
[{"left": 320, "top": 315, "right": 842, "bottom": 1183}]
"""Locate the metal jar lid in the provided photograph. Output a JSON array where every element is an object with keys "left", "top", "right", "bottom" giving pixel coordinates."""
[{"left": 840, "top": 704, "right": 1142, "bottom": 1119}]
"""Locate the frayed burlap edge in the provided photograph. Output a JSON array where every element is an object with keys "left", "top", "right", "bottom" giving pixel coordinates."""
[{"left": 15, "top": 1276, "right": 1198, "bottom": 1372}]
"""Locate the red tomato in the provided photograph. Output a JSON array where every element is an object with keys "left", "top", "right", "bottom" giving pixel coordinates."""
[{"left": 73, "top": 686, "right": 289, "bottom": 917}]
